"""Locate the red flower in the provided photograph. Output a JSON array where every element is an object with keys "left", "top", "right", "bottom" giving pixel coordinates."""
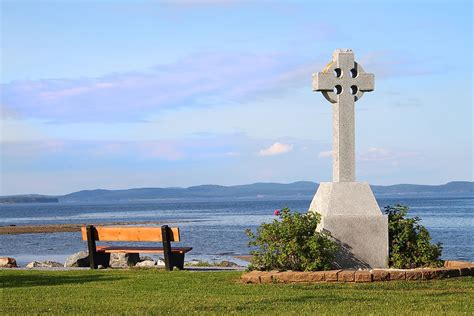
[{"left": 274, "top": 209, "right": 280, "bottom": 216}]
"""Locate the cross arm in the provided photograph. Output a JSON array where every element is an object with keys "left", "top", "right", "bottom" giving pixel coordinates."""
[
  {"left": 312, "top": 72, "right": 335, "bottom": 91},
  {"left": 356, "top": 73, "right": 374, "bottom": 91}
]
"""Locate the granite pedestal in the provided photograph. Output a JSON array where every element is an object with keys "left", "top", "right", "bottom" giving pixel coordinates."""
[{"left": 309, "top": 182, "right": 388, "bottom": 268}]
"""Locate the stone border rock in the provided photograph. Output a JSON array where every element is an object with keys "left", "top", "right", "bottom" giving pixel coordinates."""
[{"left": 241, "top": 261, "right": 474, "bottom": 284}]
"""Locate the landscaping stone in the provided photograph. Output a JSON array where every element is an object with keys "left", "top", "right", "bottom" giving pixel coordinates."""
[
  {"left": 338, "top": 270, "right": 355, "bottom": 282},
  {"left": 240, "top": 261, "right": 474, "bottom": 285},
  {"left": 371, "top": 269, "right": 390, "bottom": 281},
  {"left": 308, "top": 271, "right": 326, "bottom": 282},
  {"left": 444, "top": 268, "right": 461, "bottom": 278},
  {"left": 135, "top": 260, "right": 157, "bottom": 268},
  {"left": 109, "top": 253, "right": 140, "bottom": 268},
  {"left": 324, "top": 270, "right": 342, "bottom": 282},
  {"left": 444, "top": 260, "right": 474, "bottom": 268},
  {"left": 26, "top": 261, "right": 63, "bottom": 268},
  {"left": 459, "top": 268, "right": 470, "bottom": 276},
  {"left": 389, "top": 270, "right": 406, "bottom": 281},
  {"left": 241, "top": 270, "right": 262, "bottom": 284},
  {"left": 259, "top": 271, "right": 275, "bottom": 284},
  {"left": 291, "top": 272, "right": 317, "bottom": 283},
  {"left": 405, "top": 269, "right": 423, "bottom": 281},
  {"left": 0, "top": 257, "right": 17, "bottom": 268},
  {"left": 422, "top": 268, "right": 445, "bottom": 280},
  {"left": 273, "top": 271, "right": 299, "bottom": 283},
  {"left": 355, "top": 271, "right": 372, "bottom": 282}
]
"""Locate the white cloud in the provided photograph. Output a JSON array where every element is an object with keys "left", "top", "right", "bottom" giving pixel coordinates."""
[
  {"left": 318, "top": 150, "right": 332, "bottom": 158},
  {"left": 258, "top": 142, "right": 293, "bottom": 156},
  {"left": 358, "top": 147, "right": 391, "bottom": 162}
]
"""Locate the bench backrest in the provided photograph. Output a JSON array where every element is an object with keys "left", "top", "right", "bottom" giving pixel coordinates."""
[{"left": 81, "top": 226, "right": 180, "bottom": 242}]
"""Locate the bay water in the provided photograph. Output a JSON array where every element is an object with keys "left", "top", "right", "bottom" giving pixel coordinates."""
[{"left": 1, "top": 196, "right": 472, "bottom": 266}]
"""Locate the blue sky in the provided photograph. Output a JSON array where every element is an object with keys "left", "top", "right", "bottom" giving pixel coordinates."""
[{"left": 0, "top": 0, "right": 472, "bottom": 195}]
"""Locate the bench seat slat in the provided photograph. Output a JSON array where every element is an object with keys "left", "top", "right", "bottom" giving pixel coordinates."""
[{"left": 96, "top": 246, "right": 192, "bottom": 254}]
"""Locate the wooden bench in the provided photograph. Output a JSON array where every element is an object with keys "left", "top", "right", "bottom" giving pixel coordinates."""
[{"left": 81, "top": 225, "right": 192, "bottom": 271}]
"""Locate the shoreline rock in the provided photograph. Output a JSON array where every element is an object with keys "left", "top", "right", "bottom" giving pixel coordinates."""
[
  {"left": 65, "top": 251, "right": 89, "bottom": 267},
  {"left": 26, "top": 261, "right": 63, "bottom": 268},
  {"left": 135, "top": 260, "right": 157, "bottom": 268},
  {"left": 64, "top": 251, "right": 110, "bottom": 268},
  {"left": 109, "top": 253, "right": 140, "bottom": 268},
  {"left": 0, "top": 257, "right": 17, "bottom": 268}
]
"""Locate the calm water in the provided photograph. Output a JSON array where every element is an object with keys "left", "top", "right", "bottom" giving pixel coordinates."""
[{"left": 0, "top": 197, "right": 472, "bottom": 265}]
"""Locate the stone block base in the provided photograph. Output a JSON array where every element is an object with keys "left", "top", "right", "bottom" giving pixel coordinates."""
[
  {"left": 321, "top": 215, "right": 388, "bottom": 269},
  {"left": 309, "top": 182, "right": 388, "bottom": 269}
]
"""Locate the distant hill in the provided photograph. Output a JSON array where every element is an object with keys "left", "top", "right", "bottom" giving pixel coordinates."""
[
  {"left": 1, "top": 181, "right": 471, "bottom": 203},
  {"left": 60, "top": 181, "right": 317, "bottom": 202},
  {"left": 57, "top": 181, "right": 473, "bottom": 202},
  {"left": 371, "top": 181, "right": 474, "bottom": 196},
  {"left": 0, "top": 195, "right": 59, "bottom": 204}
]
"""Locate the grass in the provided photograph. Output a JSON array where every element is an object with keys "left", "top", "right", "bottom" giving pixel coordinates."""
[{"left": 1, "top": 269, "right": 473, "bottom": 315}]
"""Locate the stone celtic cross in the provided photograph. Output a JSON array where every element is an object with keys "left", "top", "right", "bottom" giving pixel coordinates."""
[{"left": 313, "top": 49, "right": 374, "bottom": 182}]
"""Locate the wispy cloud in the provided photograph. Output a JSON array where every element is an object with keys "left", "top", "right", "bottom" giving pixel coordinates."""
[
  {"left": 318, "top": 150, "right": 332, "bottom": 158},
  {"left": 358, "top": 50, "right": 440, "bottom": 79},
  {"left": 393, "top": 97, "right": 422, "bottom": 107},
  {"left": 358, "top": 147, "right": 418, "bottom": 162},
  {"left": 1, "top": 52, "right": 318, "bottom": 123},
  {"left": 0, "top": 132, "right": 252, "bottom": 162},
  {"left": 0, "top": 104, "right": 19, "bottom": 119},
  {"left": 1, "top": 49, "right": 435, "bottom": 124},
  {"left": 258, "top": 142, "right": 293, "bottom": 156}
]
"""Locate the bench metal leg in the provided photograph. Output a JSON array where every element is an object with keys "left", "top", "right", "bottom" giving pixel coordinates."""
[
  {"left": 86, "top": 225, "right": 97, "bottom": 269},
  {"left": 171, "top": 253, "right": 185, "bottom": 270},
  {"left": 161, "top": 225, "right": 173, "bottom": 271}
]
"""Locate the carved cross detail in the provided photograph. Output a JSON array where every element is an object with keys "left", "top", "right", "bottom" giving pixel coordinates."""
[{"left": 312, "top": 49, "right": 374, "bottom": 182}]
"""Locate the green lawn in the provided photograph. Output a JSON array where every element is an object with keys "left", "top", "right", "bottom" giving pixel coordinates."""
[{"left": 1, "top": 269, "right": 473, "bottom": 314}]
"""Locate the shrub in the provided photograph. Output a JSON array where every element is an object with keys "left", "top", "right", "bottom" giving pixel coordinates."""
[
  {"left": 385, "top": 204, "right": 443, "bottom": 269},
  {"left": 245, "top": 208, "right": 339, "bottom": 271}
]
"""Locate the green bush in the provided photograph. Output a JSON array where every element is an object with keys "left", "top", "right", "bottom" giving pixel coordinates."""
[
  {"left": 385, "top": 204, "right": 443, "bottom": 269},
  {"left": 245, "top": 208, "right": 339, "bottom": 271}
]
